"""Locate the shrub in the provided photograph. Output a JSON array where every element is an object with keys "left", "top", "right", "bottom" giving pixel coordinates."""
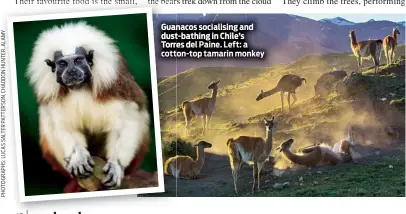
[{"left": 162, "top": 138, "right": 196, "bottom": 160}]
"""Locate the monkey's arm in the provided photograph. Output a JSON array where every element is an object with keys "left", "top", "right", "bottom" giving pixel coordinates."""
[
  {"left": 104, "top": 104, "right": 150, "bottom": 189},
  {"left": 39, "top": 106, "right": 94, "bottom": 178}
]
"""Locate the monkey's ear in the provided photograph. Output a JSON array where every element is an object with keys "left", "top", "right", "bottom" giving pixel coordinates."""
[
  {"left": 45, "top": 59, "right": 56, "bottom": 73},
  {"left": 86, "top": 50, "right": 94, "bottom": 67}
]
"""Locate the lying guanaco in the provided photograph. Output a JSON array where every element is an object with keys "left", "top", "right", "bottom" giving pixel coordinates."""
[
  {"left": 276, "top": 139, "right": 352, "bottom": 168},
  {"left": 164, "top": 141, "right": 212, "bottom": 179}
]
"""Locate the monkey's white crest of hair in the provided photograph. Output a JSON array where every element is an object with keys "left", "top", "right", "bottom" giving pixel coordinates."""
[{"left": 27, "top": 21, "right": 119, "bottom": 101}]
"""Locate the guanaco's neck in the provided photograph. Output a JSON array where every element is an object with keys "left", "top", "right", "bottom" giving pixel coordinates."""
[
  {"left": 265, "top": 128, "right": 273, "bottom": 151},
  {"left": 194, "top": 147, "right": 206, "bottom": 171},
  {"left": 282, "top": 147, "right": 312, "bottom": 165},
  {"left": 210, "top": 88, "right": 218, "bottom": 102},
  {"left": 350, "top": 32, "right": 358, "bottom": 47},
  {"left": 393, "top": 30, "right": 398, "bottom": 43}
]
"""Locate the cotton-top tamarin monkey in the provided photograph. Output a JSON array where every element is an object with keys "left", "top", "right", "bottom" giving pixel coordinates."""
[{"left": 27, "top": 22, "right": 151, "bottom": 192}]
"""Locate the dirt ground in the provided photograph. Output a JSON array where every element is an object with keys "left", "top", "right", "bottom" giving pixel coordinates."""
[{"left": 143, "top": 138, "right": 404, "bottom": 197}]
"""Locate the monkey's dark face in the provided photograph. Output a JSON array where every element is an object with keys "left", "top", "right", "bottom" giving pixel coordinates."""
[{"left": 45, "top": 47, "right": 94, "bottom": 88}]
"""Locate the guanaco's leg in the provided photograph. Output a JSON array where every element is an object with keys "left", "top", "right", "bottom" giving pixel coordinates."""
[
  {"left": 252, "top": 161, "right": 258, "bottom": 193},
  {"left": 358, "top": 57, "right": 363, "bottom": 73},
  {"left": 205, "top": 113, "right": 212, "bottom": 134},
  {"left": 391, "top": 48, "right": 395, "bottom": 63},
  {"left": 291, "top": 93, "right": 297, "bottom": 106},
  {"left": 201, "top": 115, "right": 207, "bottom": 135},
  {"left": 385, "top": 48, "right": 390, "bottom": 65},
  {"left": 372, "top": 57, "right": 377, "bottom": 75},
  {"left": 257, "top": 161, "right": 265, "bottom": 191},
  {"left": 231, "top": 159, "right": 241, "bottom": 194},
  {"left": 287, "top": 92, "right": 291, "bottom": 111},
  {"left": 280, "top": 92, "right": 284, "bottom": 113}
]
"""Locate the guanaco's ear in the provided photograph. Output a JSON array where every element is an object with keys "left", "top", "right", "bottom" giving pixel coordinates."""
[
  {"left": 261, "top": 89, "right": 264, "bottom": 93},
  {"left": 216, "top": 79, "right": 220, "bottom": 84}
]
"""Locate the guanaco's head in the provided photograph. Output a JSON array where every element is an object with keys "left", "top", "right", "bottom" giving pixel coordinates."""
[
  {"left": 349, "top": 30, "right": 355, "bottom": 38},
  {"left": 393, "top": 27, "right": 400, "bottom": 35},
  {"left": 275, "top": 138, "right": 294, "bottom": 152},
  {"left": 194, "top": 140, "right": 212, "bottom": 149},
  {"left": 264, "top": 116, "right": 275, "bottom": 130},
  {"left": 256, "top": 89, "right": 265, "bottom": 101},
  {"left": 208, "top": 80, "right": 220, "bottom": 90}
]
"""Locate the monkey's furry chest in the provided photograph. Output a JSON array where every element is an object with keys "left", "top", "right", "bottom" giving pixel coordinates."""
[{"left": 45, "top": 91, "right": 136, "bottom": 133}]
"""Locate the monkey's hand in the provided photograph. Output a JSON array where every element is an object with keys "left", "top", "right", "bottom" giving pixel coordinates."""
[
  {"left": 102, "top": 161, "right": 124, "bottom": 189},
  {"left": 64, "top": 146, "right": 94, "bottom": 178}
]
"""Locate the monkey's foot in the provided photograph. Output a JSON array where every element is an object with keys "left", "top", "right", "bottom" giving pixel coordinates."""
[
  {"left": 102, "top": 161, "right": 124, "bottom": 189},
  {"left": 65, "top": 147, "right": 94, "bottom": 178}
]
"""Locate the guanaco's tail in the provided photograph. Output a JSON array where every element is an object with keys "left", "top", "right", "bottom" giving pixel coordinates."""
[
  {"left": 301, "top": 78, "right": 307, "bottom": 83},
  {"left": 182, "top": 101, "right": 190, "bottom": 109},
  {"left": 226, "top": 138, "right": 234, "bottom": 146}
]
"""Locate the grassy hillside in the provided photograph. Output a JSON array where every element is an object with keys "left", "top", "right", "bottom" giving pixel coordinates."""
[
  {"left": 154, "top": 46, "right": 405, "bottom": 197},
  {"left": 158, "top": 46, "right": 405, "bottom": 113},
  {"left": 244, "top": 154, "right": 405, "bottom": 197}
]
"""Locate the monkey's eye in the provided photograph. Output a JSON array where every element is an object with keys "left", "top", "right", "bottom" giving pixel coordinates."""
[{"left": 74, "top": 57, "right": 84, "bottom": 65}]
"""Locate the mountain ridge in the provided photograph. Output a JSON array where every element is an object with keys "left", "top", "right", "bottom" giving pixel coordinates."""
[{"left": 154, "top": 14, "right": 405, "bottom": 77}]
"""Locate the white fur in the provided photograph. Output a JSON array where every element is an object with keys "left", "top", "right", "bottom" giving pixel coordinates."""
[
  {"left": 238, "top": 149, "right": 254, "bottom": 165},
  {"left": 27, "top": 21, "right": 119, "bottom": 101},
  {"left": 319, "top": 144, "right": 342, "bottom": 161},
  {"left": 40, "top": 90, "right": 150, "bottom": 169}
]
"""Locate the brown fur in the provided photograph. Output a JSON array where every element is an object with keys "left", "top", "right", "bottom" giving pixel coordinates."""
[
  {"left": 256, "top": 74, "right": 306, "bottom": 113},
  {"left": 349, "top": 30, "right": 382, "bottom": 74},
  {"left": 383, "top": 27, "right": 400, "bottom": 65},
  {"left": 164, "top": 141, "right": 212, "bottom": 179},
  {"left": 278, "top": 139, "right": 347, "bottom": 168},
  {"left": 40, "top": 134, "right": 72, "bottom": 179},
  {"left": 279, "top": 140, "right": 323, "bottom": 167},
  {"left": 226, "top": 118, "right": 275, "bottom": 193}
]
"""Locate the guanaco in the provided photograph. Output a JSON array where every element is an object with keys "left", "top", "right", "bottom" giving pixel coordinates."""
[
  {"left": 256, "top": 74, "right": 306, "bottom": 113},
  {"left": 226, "top": 117, "right": 275, "bottom": 193},
  {"left": 276, "top": 139, "right": 348, "bottom": 168},
  {"left": 383, "top": 27, "right": 401, "bottom": 65},
  {"left": 182, "top": 80, "right": 220, "bottom": 136},
  {"left": 349, "top": 30, "right": 383, "bottom": 75},
  {"left": 164, "top": 141, "right": 212, "bottom": 179}
]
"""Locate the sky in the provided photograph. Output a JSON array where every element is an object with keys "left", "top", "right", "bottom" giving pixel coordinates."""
[{"left": 296, "top": 14, "right": 405, "bottom": 23}]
